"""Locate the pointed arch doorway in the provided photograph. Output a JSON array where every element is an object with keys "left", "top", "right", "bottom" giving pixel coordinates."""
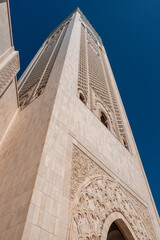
[
  {"left": 107, "top": 222, "right": 126, "bottom": 240},
  {"left": 102, "top": 212, "right": 136, "bottom": 240}
]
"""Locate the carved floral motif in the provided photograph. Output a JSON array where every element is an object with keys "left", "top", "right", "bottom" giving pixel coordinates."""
[
  {"left": 70, "top": 146, "right": 108, "bottom": 200},
  {"left": 69, "top": 146, "right": 155, "bottom": 240},
  {"left": 0, "top": 52, "right": 20, "bottom": 96}
]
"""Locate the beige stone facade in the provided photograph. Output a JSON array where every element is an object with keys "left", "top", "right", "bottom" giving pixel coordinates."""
[{"left": 0, "top": 5, "right": 159, "bottom": 240}]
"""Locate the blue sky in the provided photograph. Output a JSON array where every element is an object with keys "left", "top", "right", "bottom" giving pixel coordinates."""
[{"left": 10, "top": 0, "right": 160, "bottom": 214}]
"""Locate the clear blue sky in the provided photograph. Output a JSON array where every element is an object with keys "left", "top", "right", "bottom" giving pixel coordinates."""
[{"left": 10, "top": 0, "right": 160, "bottom": 214}]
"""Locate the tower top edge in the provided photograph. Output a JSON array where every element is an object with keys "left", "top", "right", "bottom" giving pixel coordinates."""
[
  {"left": 76, "top": 8, "right": 103, "bottom": 45},
  {"left": 47, "top": 7, "right": 103, "bottom": 46}
]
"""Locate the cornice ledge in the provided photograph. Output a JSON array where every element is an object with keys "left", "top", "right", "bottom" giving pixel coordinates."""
[{"left": 0, "top": 51, "right": 20, "bottom": 98}]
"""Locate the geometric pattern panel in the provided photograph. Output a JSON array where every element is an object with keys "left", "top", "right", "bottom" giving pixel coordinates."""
[
  {"left": 68, "top": 146, "right": 156, "bottom": 240},
  {"left": 0, "top": 52, "right": 20, "bottom": 98},
  {"left": 77, "top": 24, "right": 88, "bottom": 103},
  {"left": 87, "top": 42, "right": 112, "bottom": 110},
  {"left": 101, "top": 54, "right": 130, "bottom": 151},
  {"left": 18, "top": 23, "right": 69, "bottom": 109},
  {"left": 78, "top": 15, "right": 130, "bottom": 152}
]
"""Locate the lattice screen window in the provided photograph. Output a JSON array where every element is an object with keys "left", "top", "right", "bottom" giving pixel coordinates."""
[
  {"left": 101, "top": 55, "right": 130, "bottom": 151},
  {"left": 77, "top": 24, "right": 88, "bottom": 104},
  {"left": 100, "top": 111, "right": 110, "bottom": 129},
  {"left": 87, "top": 30, "right": 100, "bottom": 56},
  {"left": 87, "top": 43, "right": 112, "bottom": 109},
  {"left": 77, "top": 22, "right": 131, "bottom": 152},
  {"left": 18, "top": 22, "right": 69, "bottom": 109}
]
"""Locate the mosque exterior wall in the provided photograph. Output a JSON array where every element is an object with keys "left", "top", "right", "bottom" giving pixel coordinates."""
[{"left": 0, "top": 5, "right": 159, "bottom": 239}]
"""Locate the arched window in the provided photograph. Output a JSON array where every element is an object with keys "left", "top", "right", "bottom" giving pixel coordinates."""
[
  {"left": 79, "top": 93, "right": 86, "bottom": 104},
  {"left": 122, "top": 138, "right": 129, "bottom": 150},
  {"left": 81, "top": 23, "right": 85, "bottom": 28},
  {"left": 107, "top": 222, "right": 126, "bottom": 240},
  {"left": 100, "top": 111, "right": 109, "bottom": 129}
]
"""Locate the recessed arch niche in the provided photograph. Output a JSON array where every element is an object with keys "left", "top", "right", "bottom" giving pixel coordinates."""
[
  {"left": 69, "top": 146, "right": 155, "bottom": 240},
  {"left": 102, "top": 212, "right": 136, "bottom": 240},
  {"left": 107, "top": 222, "right": 125, "bottom": 240}
]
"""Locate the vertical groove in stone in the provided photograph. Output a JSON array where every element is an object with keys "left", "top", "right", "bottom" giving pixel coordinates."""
[
  {"left": 18, "top": 23, "right": 69, "bottom": 109},
  {"left": 79, "top": 21, "right": 130, "bottom": 151},
  {"left": 77, "top": 24, "right": 88, "bottom": 103},
  {"left": 87, "top": 36, "right": 112, "bottom": 109},
  {"left": 101, "top": 54, "right": 130, "bottom": 151},
  {"left": 34, "top": 24, "right": 69, "bottom": 98}
]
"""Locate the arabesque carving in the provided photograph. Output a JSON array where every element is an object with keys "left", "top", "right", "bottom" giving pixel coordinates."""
[
  {"left": 70, "top": 146, "right": 109, "bottom": 200},
  {"left": 69, "top": 146, "right": 156, "bottom": 240},
  {"left": 0, "top": 52, "right": 20, "bottom": 97}
]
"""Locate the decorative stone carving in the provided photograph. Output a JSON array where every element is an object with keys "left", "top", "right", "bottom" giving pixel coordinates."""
[
  {"left": 19, "top": 21, "right": 70, "bottom": 109},
  {"left": 78, "top": 19, "right": 131, "bottom": 152},
  {"left": 70, "top": 146, "right": 109, "bottom": 200},
  {"left": 69, "top": 146, "right": 156, "bottom": 240},
  {"left": 91, "top": 88, "right": 118, "bottom": 138},
  {"left": 19, "top": 83, "right": 37, "bottom": 109},
  {"left": 77, "top": 25, "right": 88, "bottom": 104},
  {"left": 127, "top": 193, "right": 156, "bottom": 240},
  {"left": 0, "top": 52, "right": 20, "bottom": 97}
]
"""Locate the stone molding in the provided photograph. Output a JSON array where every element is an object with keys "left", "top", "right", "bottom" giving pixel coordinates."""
[
  {"left": 101, "top": 212, "right": 137, "bottom": 240},
  {"left": 0, "top": 51, "right": 20, "bottom": 97},
  {"left": 69, "top": 145, "right": 156, "bottom": 239}
]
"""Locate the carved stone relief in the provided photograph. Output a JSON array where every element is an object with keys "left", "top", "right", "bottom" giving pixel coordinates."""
[
  {"left": 77, "top": 24, "right": 88, "bottom": 104},
  {"left": 91, "top": 88, "right": 118, "bottom": 139},
  {"left": 19, "top": 21, "right": 70, "bottom": 109},
  {"left": 0, "top": 52, "right": 20, "bottom": 97},
  {"left": 69, "top": 145, "right": 155, "bottom": 240}
]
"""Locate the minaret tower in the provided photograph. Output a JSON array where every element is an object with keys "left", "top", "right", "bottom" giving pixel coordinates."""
[{"left": 0, "top": 7, "right": 159, "bottom": 239}]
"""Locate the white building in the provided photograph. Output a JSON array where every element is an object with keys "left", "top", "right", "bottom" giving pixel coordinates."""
[{"left": 0, "top": 3, "right": 159, "bottom": 239}]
